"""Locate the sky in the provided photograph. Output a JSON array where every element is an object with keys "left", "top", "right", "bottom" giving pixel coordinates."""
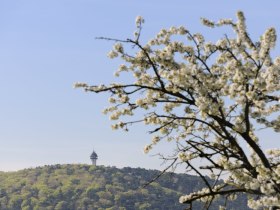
[{"left": 0, "top": 1, "right": 279, "bottom": 172}]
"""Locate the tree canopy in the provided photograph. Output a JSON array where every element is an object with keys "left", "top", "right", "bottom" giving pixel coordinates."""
[
  {"left": 75, "top": 11, "right": 280, "bottom": 209},
  {"left": 0, "top": 164, "right": 249, "bottom": 210}
]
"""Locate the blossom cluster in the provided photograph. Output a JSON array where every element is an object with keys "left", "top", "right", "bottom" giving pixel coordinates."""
[{"left": 75, "top": 11, "right": 280, "bottom": 209}]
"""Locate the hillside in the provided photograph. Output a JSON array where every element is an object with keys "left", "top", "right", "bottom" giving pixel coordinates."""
[{"left": 0, "top": 164, "right": 249, "bottom": 210}]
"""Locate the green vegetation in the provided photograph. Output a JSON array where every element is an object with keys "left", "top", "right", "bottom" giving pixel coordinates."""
[{"left": 0, "top": 164, "right": 249, "bottom": 210}]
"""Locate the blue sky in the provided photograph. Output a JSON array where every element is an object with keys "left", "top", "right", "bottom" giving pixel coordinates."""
[{"left": 0, "top": 1, "right": 279, "bottom": 171}]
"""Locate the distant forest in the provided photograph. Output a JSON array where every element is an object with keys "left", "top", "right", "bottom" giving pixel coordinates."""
[{"left": 0, "top": 164, "right": 249, "bottom": 210}]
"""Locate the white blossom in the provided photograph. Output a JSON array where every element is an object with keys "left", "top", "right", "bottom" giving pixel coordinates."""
[
  {"left": 135, "top": 16, "right": 144, "bottom": 26},
  {"left": 76, "top": 11, "right": 280, "bottom": 210}
]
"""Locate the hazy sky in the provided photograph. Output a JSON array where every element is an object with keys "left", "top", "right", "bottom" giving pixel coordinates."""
[{"left": 0, "top": 1, "right": 279, "bottom": 171}]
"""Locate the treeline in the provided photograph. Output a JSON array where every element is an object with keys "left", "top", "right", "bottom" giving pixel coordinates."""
[{"left": 0, "top": 164, "right": 249, "bottom": 210}]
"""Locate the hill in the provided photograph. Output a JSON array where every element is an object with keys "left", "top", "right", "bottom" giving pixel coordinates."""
[{"left": 0, "top": 164, "right": 249, "bottom": 210}]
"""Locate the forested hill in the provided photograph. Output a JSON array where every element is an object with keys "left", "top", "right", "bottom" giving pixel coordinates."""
[{"left": 0, "top": 164, "right": 249, "bottom": 210}]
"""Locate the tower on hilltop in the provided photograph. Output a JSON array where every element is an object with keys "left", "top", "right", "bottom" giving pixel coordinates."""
[{"left": 90, "top": 149, "right": 98, "bottom": 166}]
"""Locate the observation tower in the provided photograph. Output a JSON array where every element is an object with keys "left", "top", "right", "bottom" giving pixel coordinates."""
[{"left": 90, "top": 149, "right": 98, "bottom": 166}]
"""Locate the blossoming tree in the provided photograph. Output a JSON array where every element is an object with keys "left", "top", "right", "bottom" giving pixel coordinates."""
[{"left": 75, "top": 11, "right": 280, "bottom": 209}]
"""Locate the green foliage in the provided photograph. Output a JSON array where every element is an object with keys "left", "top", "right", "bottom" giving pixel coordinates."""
[{"left": 0, "top": 164, "right": 249, "bottom": 210}]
